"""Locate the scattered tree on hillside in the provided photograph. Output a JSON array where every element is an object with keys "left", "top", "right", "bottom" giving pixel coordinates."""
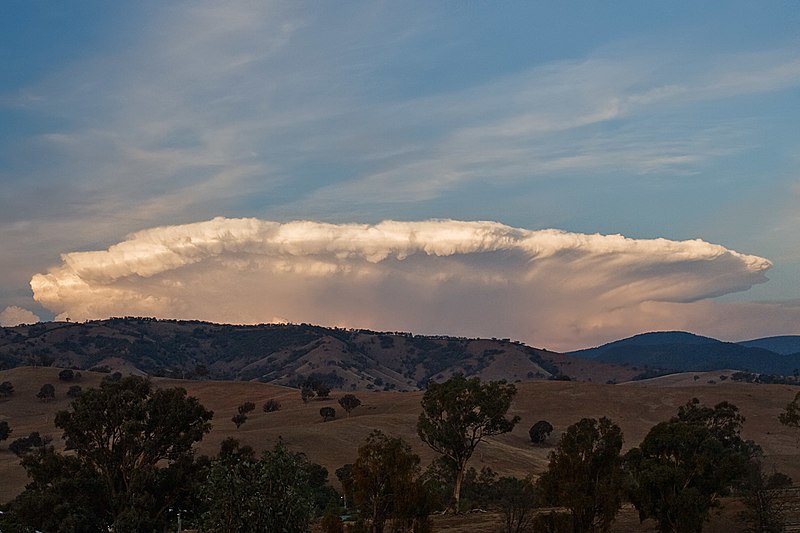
[
  {"left": 301, "top": 385, "right": 316, "bottom": 404},
  {"left": 351, "top": 430, "right": 433, "bottom": 533},
  {"left": 237, "top": 401, "right": 256, "bottom": 415},
  {"left": 320, "top": 407, "right": 336, "bottom": 422},
  {"left": 626, "top": 399, "right": 755, "bottom": 533},
  {"left": 9, "top": 431, "right": 51, "bottom": 456},
  {"left": 529, "top": 420, "right": 554, "bottom": 444},
  {"left": 537, "top": 417, "right": 625, "bottom": 532},
  {"left": 779, "top": 391, "right": 800, "bottom": 433},
  {"left": 417, "top": 374, "right": 520, "bottom": 513},
  {"left": 338, "top": 394, "right": 361, "bottom": 416},
  {"left": 232, "top": 413, "right": 248, "bottom": 429},
  {"left": 58, "top": 369, "right": 80, "bottom": 381},
  {"left": 67, "top": 385, "right": 82, "bottom": 398},
  {"left": 0, "top": 420, "right": 11, "bottom": 442},
  {"left": 263, "top": 399, "right": 281, "bottom": 412},
  {"left": 7, "top": 375, "right": 214, "bottom": 531},
  {"left": 201, "top": 439, "right": 317, "bottom": 533},
  {"left": 0, "top": 380, "right": 13, "bottom": 398},
  {"left": 36, "top": 383, "right": 55, "bottom": 402}
]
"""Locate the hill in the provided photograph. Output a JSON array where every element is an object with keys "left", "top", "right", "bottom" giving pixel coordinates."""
[
  {"left": 1, "top": 366, "right": 799, "bottom": 532},
  {"left": 568, "top": 331, "right": 800, "bottom": 376},
  {"left": 0, "top": 318, "right": 635, "bottom": 390},
  {"left": 739, "top": 335, "right": 800, "bottom": 355}
]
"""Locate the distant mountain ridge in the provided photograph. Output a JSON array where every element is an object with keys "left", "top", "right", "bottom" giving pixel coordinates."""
[
  {"left": 0, "top": 318, "right": 632, "bottom": 391},
  {"left": 568, "top": 331, "right": 800, "bottom": 375}
]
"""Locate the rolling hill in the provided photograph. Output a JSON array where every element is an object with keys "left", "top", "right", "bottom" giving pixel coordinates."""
[
  {"left": 1, "top": 365, "right": 798, "bottom": 533},
  {"left": 0, "top": 318, "right": 637, "bottom": 390},
  {"left": 568, "top": 331, "right": 800, "bottom": 375}
]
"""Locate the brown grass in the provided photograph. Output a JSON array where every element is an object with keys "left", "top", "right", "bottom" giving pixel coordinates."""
[{"left": 1, "top": 366, "right": 799, "bottom": 531}]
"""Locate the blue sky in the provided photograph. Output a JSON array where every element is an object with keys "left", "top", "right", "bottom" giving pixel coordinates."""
[{"left": 1, "top": 1, "right": 798, "bottom": 348}]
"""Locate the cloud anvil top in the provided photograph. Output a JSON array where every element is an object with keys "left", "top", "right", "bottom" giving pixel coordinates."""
[{"left": 28, "top": 217, "right": 780, "bottom": 351}]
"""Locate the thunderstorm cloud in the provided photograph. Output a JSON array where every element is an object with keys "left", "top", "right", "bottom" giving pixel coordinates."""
[{"left": 30, "top": 218, "right": 783, "bottom": 350}]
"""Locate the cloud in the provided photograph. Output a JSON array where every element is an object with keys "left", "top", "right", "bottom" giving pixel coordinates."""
[
  {"left": 0, "top": 306, "right": 41, "bottom": 327},
  {"left": 30, "top": 217, "right": 778, "bottom": 350}
]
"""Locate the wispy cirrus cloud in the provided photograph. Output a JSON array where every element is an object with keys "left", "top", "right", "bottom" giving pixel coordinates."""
[{"left": 30, "top": 217, "right": 781, "bottom": 350}]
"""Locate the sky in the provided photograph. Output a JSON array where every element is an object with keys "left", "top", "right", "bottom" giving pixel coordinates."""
[{"left": 1, "top": 1, "right": 799, "bottom": 351}]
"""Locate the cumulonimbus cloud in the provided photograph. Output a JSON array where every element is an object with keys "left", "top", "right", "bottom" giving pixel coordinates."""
[{"left": 30, "top": 217, "right": 777, "bottom": 350}]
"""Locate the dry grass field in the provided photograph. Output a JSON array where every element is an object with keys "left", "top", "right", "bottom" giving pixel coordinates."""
[{"left": 1, "top": 366, "right": 799, "bottom": 531}]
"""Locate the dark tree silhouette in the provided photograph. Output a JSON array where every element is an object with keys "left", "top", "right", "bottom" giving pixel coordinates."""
[
  {"left": 529, "top": 420, "right": 554, "bottom": 444},
  {"left": 263, "top": 399, "right": 281, "bottom": 412},
  {"left": 232, "top": 413, "right": 248, "bottom": 428},
  {"left": 237, "top": 401, "right": 255, "bottom": 415},
  {"left": 320, "top": 407, "right": 336, "bottom": 422},
  {"left": 338, "top": 394, "right": 361, "bottom": 417},
  {"left": 37, "top": 383, "right": 55, "bottom": 402}
]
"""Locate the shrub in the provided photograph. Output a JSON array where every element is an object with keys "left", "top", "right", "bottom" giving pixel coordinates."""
[{"left": 263, "top": 399, "right": 281, "bottom": 412}]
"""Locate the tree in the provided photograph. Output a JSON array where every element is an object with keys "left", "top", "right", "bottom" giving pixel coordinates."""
[
  {"left": 201, "top": 439, "right": 317, "bottom": 533},
  {"left": 58, "top": 369, "right": 76, "bottom": 381},
  {"left": 232, "top": 413, "right": 248, "bottom": 428},
  {"left": 351, "top": 430, "right": 432, "bottom": 533},
  {"left": 626, "top": 399, "right": 754, "bottom": 533},
  {"left": 67, "top": 385, "right": 82, "bottom": 398},
  {"left": 417, "top": 374, "right": 520, "bottom": 512},
  {"left": 338, "top": 394, "right": 362, "bottom": 416},
  {"left": 301, "top": 385, "right": 316, "bottom": 403},
  {"left": 37, "top": 383, "right": 55, "bottom": 402},
  {"left": 537, "top": 417, "right": 625, "bottom": 532},
  {"left": 9, "top": 431, "right": 51, "bottom": 456},
  {"left": 739, "top": 461, "right": 791, "bottom": 533},
  {"left": 320, "top": 406, "right": 336, "bottom": 422},
  {"left": 263, "top": 398, "right": 281, "bottom": 412},
  {"left": 237, "top": 401, "right": 256, "bottom": 415},
  {"left": 529, "top": 420, "right": 554, "bottom": 444},
  {"left": 779, "top": 391, "right": 800, "bottom": 430},
  {"left": 0, "top": 420, "right": 11, "bottom": 442},
  {"left": 0, "top": 380, "right": 13, "bottom": 398},
  {"left": 22, "top": 375, "right": 215, "bottom": 531},
  {"left": 493, "top": 476, "right": 537, "bottom": 533}
]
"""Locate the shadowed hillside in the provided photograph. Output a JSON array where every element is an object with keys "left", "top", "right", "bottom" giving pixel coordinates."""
[{"left": 0, "top": 318, "right": 636, "bottom": 390}]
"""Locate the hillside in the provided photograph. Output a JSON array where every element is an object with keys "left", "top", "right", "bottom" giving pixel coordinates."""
[
  {"left": 1, "top": 366, "right": 799, "bottom": 530},
  {"left": 0, "top": 318, "right": 635, "bottom": 390},
  {"left": 739, "top": 335, "right": 800, "bottom": 355},
  {"left": 569, "top": 331, "right": 800, "bottom": 376}
]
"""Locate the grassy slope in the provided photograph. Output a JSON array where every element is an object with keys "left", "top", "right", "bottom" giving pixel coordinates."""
[{"left": 2, "top": 366, "right": 799, "bottom": 531}]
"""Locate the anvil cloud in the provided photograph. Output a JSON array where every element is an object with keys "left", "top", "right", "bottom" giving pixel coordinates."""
[{"left": 30, "top": 218, "right": 781, "bottom": 350}]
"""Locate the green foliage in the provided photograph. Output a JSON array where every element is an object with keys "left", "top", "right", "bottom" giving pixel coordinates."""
[
  {"left": 338, "top": 393, "right": 361, "bottom": 416},
  {"left": 537, "top": 417, "right": 625, "bottom": 533},
  {"left": 529, "top": 420, "right": 553, "bottom": 444},
  {"left": 36, "top": 383, "right": 55, "bottom": 401},
  {"left": 263, "top": 398, "right": 281, "bottom": 412},
  {"left": 22, "top": 375, "right": 215, "bottom": 532},
  {"left": 320, "top": 406, "right": 336, "bottom": 421},
  {"left": 237, "top": 401, "right": 256, "bottom": 415},
  {"left": 232, "top": 413, "right": 248, "bottom": 428},
  {"left": 626, "top": 399, "right": 754, "bottom": 533},
  {"left": 493, "top": 476, "right": 537, "bottom": 533},
  {"left": 351, "top": 430, "right": 433, "bottom": 533},
  {"left": 201, "top": 439, "right": 317, "bottom": 533},
  {"left": 779, "top": 391, "right": 800, "bottom": 430},
  {"left": 0, "top": 420, "right": 10, "bottom": 442},
  {"left": 8, "top": 432, "right": 51, "bottom": 456},
  {"left": 417, "top": 374, "right": 519, "bottom": 512}
]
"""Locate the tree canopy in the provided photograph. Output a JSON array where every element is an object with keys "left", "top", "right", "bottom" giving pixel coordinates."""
[
  {"left": 537, "top": 417, "right": 625, "bottom": 532},
  {"left": 626, "top": 399, "right": 754, "bottom": 533},
  {"left": 9, "top": 375, "right": 213, "bottom": 532},
  {"left": 417, "top": 374, "right": 519, "bottom": 512}
]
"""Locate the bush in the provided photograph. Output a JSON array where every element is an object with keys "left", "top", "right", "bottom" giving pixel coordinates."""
[
  {"left": 67, "top": 385, "right": 83, "bottom": 398},
  {"left": 263, "top": 399, "right": 281, "bottom": 412},
  {"left": 58, "top": 369, "right": 76, "bottom": 381},
  {"left": 0, "top": 381, "right": 15, "bottom": 398},
  {"left": 320, "top": 407, "right": 336, "bottom": 422},
  {"left": 9, "top": 432, "right": 51, "bottom": 456},
  {"left": 529, "top": 420, "right": 553, "bottom": 444},
  {"left": 238, "top": 401, "right": 256, "bottom": 415},
  {"left": 37, "top": 383, "right": 55, "bottom": 402}
]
